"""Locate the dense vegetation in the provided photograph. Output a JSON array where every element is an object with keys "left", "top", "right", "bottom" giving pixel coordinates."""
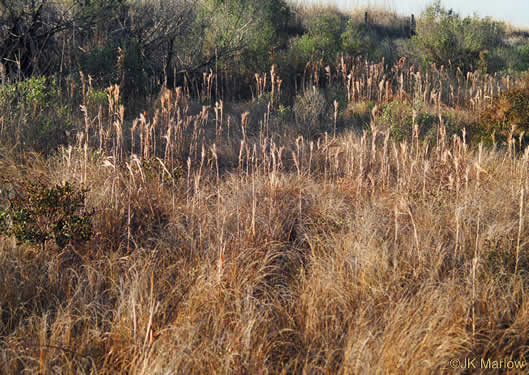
[{"left": 2, "top": 0, "right": 529, "bottom": 373}]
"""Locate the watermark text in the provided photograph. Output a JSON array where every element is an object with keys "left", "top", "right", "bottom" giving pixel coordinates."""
[{"left": 448, "top": 358, "right": 527, "bottom": 370}]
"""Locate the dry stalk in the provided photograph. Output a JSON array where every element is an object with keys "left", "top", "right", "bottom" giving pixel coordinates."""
[{"left": 515, "top": 187, "right": 525, "bottom": 275}]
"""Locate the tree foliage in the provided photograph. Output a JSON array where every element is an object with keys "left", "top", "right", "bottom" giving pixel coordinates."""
[
  {"left": 196, "top": 0, "right": 289, "bottom": 74},
  {"left": 412, "top": 0, "right": 506, "bottom": 72},
  {"left": 292, "top": 10, "right": 346, "bottom": 64}
]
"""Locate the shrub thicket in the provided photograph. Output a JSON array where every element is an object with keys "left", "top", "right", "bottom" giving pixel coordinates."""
[
  {"left": 412, "top": 0, "right": 506, "bottom": 73},
  {"left": 2, "top": 0, "right": 528, "bottom": 103},
  {"left": 291, "top": 9, "right": 346, "bottom": 64},
  {"left": 0, "top": 76, "right": 74, "bottom": 154}
]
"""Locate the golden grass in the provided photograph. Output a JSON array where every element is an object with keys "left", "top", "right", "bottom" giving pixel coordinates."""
[
  {"left": 1, "top": 53, "right": 529, "bottom": 373},
  {"left": 2, "top": 117, "right": 529, "bottom": 372}
]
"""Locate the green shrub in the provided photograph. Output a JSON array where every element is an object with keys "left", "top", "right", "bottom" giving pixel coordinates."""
[
  {"left": 87, "top": 87, "right": 109, "bottom": 114},
  {"left": 341, "top": 21, "right": 372, "bottom": 58},
  {"left": 292, "top": 10, "right": 346, "bottom": 64},
  {"left": 0, "top": 76, "right": 74, "bottom": 153},
  {"left": 199, "top": 0, "right": 289, "bottom": 75},
  {"left": 0, "top": 182, "right": 93, "bottom": 251},
  {"left": 479, "top": 44, "right": 529, "bottom": 74},
  {"left": 79, "top": 44, "right": 118, "bottom": 86},
  {"left": 379, "top": 100, "right": 457, "bottom": 142},
  {"left": 0, "top": 76, "right": 48, "bottom": 112},
  {"left": 81, "top": 40, "right": 150, "bottom": 105},
  {"left": 380, "top": 100, "right": 414, "bottom": 140},
  {"left": 515, "top": 44, "right": 529, "bottom": 72},
  {"left": 413, "top": 1, "right": 506, "bottom": 73}
]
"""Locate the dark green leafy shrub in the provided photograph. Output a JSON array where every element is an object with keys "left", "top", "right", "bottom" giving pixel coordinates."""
[
  {"left": 514, "top": 44, "right": 529, "bottom": 72},
  {"left": 490, "top": 44, "right": 529, "bottom": 74},
  {"left": 380, "top": 100, "right": 419, "bottom": 141},
  {"left": 79, "top": 44, "right": 118, "bottom": 85},
  {"left": 86, "top": 87, "right": 109, "bottom": 115},
  {"left": 119, "top": 41, "right": 150, "bottom": 102},
  {"left": 291, "top": 34, "right": 319, "bottom": 63},
  {"left": 0, "top": 182, "right": 93, "bottom": 251},
  {"left": 0, "top": 76, "right": 47, "bottom": 112},
  {"left": 81, "top": 40, "right": 150, "bottom": 105}
]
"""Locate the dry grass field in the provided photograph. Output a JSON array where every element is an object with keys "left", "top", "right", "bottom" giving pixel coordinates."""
[{"left": 2, "top": 54, "right": 529, "bottom": 374}]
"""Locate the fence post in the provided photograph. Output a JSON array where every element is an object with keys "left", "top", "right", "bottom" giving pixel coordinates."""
[{"left": 411, "top": 14, "right": 416, "bottom": 36}]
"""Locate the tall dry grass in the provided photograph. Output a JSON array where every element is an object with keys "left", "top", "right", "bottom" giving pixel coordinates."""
[
  {"left": 2, "top": 110, "right": 529, "bottom": 373},
  {"left": 1, "top": 53, "right": 529, "bottom": 374}
]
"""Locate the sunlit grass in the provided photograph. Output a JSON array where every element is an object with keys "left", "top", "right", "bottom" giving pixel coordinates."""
[{"left": 1, "top": 16, "right": 529, "bottom": 373}]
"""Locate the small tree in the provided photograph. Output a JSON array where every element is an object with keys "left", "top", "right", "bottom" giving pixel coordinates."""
[{"left": 195, "top": 0, "right": 289, "bottom": 74}]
